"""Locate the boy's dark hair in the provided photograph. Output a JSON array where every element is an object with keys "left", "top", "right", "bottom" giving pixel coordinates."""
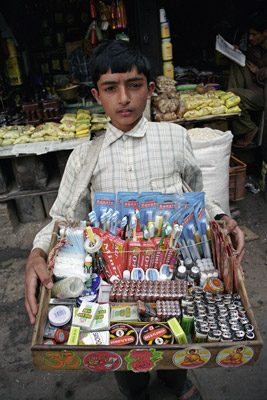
[{"left": 90, "top": 39, "right": 151, "bottom": 88}]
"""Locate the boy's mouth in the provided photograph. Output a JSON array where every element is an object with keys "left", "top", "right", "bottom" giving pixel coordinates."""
[{"left": 118, "top": 108, "right": 133, "bottom": 116}]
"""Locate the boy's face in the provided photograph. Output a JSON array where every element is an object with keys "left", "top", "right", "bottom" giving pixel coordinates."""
[{"left": 91, "top": 66, "right": 155, "bottom": 132}]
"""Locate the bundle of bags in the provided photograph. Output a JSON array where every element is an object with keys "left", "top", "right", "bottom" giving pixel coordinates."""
[{"left": 0, "top": 109, "right": 110, "bottom": 146}]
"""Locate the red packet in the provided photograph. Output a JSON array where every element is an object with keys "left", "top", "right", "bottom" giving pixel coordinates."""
[
  {"left": 163, "top": 238, "right": 177, "bottom": 267},
  {"left": 100, "top": 235, "right": 124, "bottom": 281},
  {"left": 139, "top": 240, "right": 155, "bottom": 271},
  {"left": 127, "top": 240, "right": 142, "bottom": 272},
  {"left": 151, "top": 238, "right": 167, "bottom": 270}
]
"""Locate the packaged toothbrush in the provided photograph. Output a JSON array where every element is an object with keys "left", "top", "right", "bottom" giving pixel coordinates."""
[
  {"left": 178, "top": 205, "right": 201, "bottom": 262},
  {"left": 194, "top": 201, "right": 212, "bottom": 260},
  {"left": 94, "top": 192, "right": 116, "bottom": 226},
  {"left": 117, "top": 192, "right": 138, "bottom": 227},
  {"left": 139, "top": 193, "right": 158, "bottom": 229},
  {"left": 120, "top": 194, "right": 140, "bottom": 229}
]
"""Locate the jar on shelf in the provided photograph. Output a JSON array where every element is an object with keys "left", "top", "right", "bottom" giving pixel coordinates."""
[{"left": 161, "top": 38, "right": 173, "bottom": 61}]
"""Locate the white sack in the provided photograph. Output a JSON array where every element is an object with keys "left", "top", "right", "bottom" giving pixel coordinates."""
[{"left": 188, "top": 127, "right": 233, "bottom": 216}]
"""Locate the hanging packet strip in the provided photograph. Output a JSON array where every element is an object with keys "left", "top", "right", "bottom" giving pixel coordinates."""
[{"left": 93, "top": 192, "right": 116, "bottom": 227}]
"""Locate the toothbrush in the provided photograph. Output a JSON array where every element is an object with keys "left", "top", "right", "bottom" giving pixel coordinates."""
[
  {"left": 106, "top": 208, "right": 114, "bottom": 231},
  {"left": 86, "top": 226, "right": 95, "bottom": 245},
  {"left": 179, "top": 237, "right": 192, "bottom": 260},
  {"left": 190, "top": 225, "right": 204, "bottom": 256},
  {"left": 187, "top": 227, "right": 201, "bottom": 260},
  {"left": 134, "top": 207, "right": 141, "bottom": 231},
  {"left": 128, "top": 214, "right": 137, "bottom": 241},
  {"left": 88, "top": 210, "right": 99, "bottom": 228},
  {"left": 155, "top": 215, "right": 163, "bottom": 237},
  {"left": 169, "top": 224, "right": 179, "bottom": 248},
  {"left": 173, "top": 225, "right": 183, "bottom": 248},
  {"left": 143, "top": 226, "right": 149, "bottom": 241},
  {"left": 148, "top": 221, "right": 155, "bottom": 239},
  {"left": 100, "top": 207, "right": 107, "bottom": 229},
  {"left": 121, "top": 215, "right": 129, "bottom": 240},
  {"left": 110, "top": 211, "right": 120, "bottom": 236},
  {"left": 158, "top": 223, "right": 172, "bottom": 246},
  {"left": 200, "top": 220, "right": 212, "bottom": 259},
  {"left": 103, "top": 208, "right": 113, "bottom": 231}
]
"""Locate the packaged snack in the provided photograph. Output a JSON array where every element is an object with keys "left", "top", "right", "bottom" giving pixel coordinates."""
[
  {"left": 225, "top": 95, "right": 241, "bottom": 108},
  {"left": 225, "top": 105, "right": 241, "bottom": 114},
  {"left": 211, "top": 106, "right": 226, "bottom": 115}
]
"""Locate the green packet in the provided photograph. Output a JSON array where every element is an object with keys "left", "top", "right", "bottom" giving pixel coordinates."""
[{"left": 176, "top": 84, "right": 197, "bottom": 91}]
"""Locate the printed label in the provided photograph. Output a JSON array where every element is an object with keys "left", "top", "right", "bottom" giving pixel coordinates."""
[
  {"left": 83, "top": 351, "right": 122, "bottom": 371},
  {"left": 42, "top": 351, "right": 81, "bottom": 369},
  {"left": 216, "top": 346, "right": 254, "bottom": 367},
  {"left": 173, "top": 346, "right": 211, "bottom": 369},
  {"left": 125, "top": 348, "right": 163, "bottom": 372}
]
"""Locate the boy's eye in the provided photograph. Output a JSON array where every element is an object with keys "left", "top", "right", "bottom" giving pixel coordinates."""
[
  {"left": 129, "top": 83, "right": 142, "bottom": 88},
  {"left": 104, "top": 86, "right": 116, "bottom": 92}
]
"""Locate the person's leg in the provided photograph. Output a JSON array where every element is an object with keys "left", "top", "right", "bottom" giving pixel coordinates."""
[
  {"left": 157, "top": 369, "right": 187, "bottom": 397},
  {"left": 228, "top": 63, "right": 254, "bottom": 90},
  {"left": 114, "top": 371, "right": 150, "bottom": 400},
  {"left": 228, "top": 88, "right": 264, "bottom": 145}
]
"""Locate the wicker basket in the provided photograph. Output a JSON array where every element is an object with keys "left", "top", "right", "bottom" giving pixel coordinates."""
[{"left": 56, "top": 85, "right": 79, "bottom": 100}]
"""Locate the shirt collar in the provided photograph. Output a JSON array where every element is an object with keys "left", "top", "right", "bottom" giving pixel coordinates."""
[{"left": 104, "top": 115, "right": 148, "bottom": 146}]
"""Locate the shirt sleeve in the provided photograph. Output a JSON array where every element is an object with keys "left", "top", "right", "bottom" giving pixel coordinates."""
[{"left": 32, "top": 144, "right": 89, "bottom": 254}]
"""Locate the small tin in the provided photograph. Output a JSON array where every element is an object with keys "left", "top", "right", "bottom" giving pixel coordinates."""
[
  {"left": 246, "top": 331, "right": 255, "bottom": 340},
  {"left": 231, "top": 324, "right": 243, "bottom": 332},
  {"left": 244, "top": 323, "right": 254, "bottom": 332},
  {"left": 221, "top": 332, "right": 233, "bottom": 342},
  {"left": 43, "top": 338, "right": 57, "bottom": 345},
  {"left": 194, "top": 326, "right": 209, "bottom": 343},
  {"left": 240, "top": 317, "right": 250, "bottom": 325},
  {"left": 54, "top": 329, "right": 69, "bottom": 343},
  {"left": 234, "top": 330, "right": 245, "bottom": 341}
]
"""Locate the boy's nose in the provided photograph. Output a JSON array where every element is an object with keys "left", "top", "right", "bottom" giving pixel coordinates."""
[{"left": 118, "top": 87, "right": 130, "bottom": 104}]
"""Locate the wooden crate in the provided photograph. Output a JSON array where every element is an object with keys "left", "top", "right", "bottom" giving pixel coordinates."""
[
  {"left": 229, "top": 156, "right": 247, "bottom": 201},
  {"left": 31, "top": 225, "right": 263, "bottom": 372}
]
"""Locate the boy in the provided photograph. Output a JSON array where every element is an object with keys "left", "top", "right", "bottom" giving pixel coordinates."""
[{"left": 25, "top": 40, "right": 245, "bottom": 400}]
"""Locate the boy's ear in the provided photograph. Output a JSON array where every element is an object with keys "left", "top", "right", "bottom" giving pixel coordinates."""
[
  {"left": 91, "top": 88, "right": 102, "bottom": 105},
  {"left": 147, "top": 81, "right": 155, "bottom": 99}
]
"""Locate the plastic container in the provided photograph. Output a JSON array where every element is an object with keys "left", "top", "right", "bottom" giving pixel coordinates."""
[
  {"left": 163, "top": 61, "right": 174, "bottom": 79},
  {"left": 161, "top": 22, "right": 170, "bottom": 39},
  {"left": 161, "top": 38, "right": 173, "bottom": 61}
]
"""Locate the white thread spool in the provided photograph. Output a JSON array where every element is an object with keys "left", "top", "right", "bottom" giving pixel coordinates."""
[
  {"left": 51, "top": 276, "right": 85, "bottom": 298},
  {"left": 84, "top": 234, "right": 102, "bottom": 254}
]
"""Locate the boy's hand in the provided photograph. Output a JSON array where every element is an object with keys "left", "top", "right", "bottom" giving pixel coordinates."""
[
  {"left": 25, "top": 248, "right": 53, "bottom": 325},
  {"left": 219, "top": 215, "right": 245, "bottom": 263}
]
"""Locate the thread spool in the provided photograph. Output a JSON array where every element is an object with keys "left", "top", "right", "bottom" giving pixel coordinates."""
[
  {"left": 84, "top": 234, "right": 102, "bottom": 254},
  {"left": 51, "top": 276, "right": 85, "bottom": 298}
]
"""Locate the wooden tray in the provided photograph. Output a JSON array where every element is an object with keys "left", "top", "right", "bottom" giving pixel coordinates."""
[{"left": 31, "top": 224, "right": 263, "bottom": 372}]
